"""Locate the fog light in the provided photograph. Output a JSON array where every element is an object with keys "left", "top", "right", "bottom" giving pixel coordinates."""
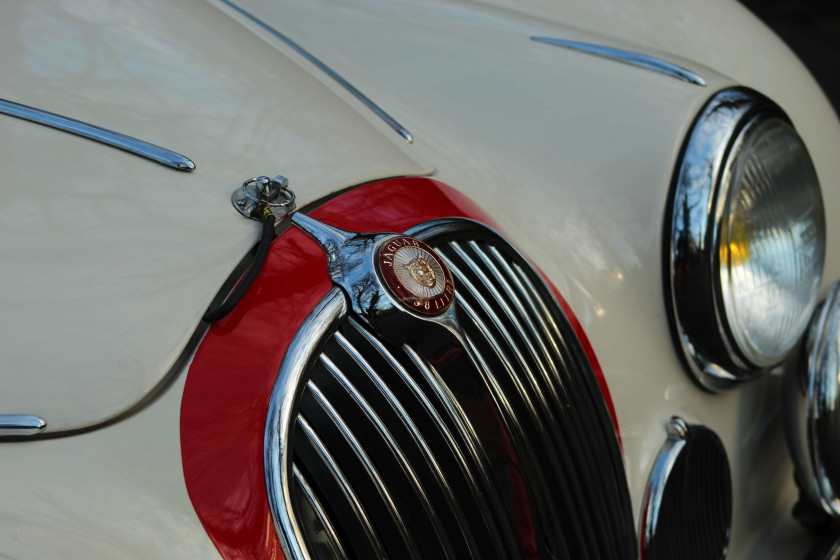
[{"left": 785, "top": 281, "right": 840, "bottom": 516}]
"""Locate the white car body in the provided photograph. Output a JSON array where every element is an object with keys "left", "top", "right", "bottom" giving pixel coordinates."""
[{"left": 1, "top": 0, "right": 838, "bottom": 558}]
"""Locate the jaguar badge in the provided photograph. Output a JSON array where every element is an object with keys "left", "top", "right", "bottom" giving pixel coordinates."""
[{"left": 377, "top": 236, "right": 455, "bottom": 315}]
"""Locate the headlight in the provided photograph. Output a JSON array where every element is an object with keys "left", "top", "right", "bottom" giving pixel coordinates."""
[{"left": 666, "top": 88, "right": 825, "bottom": 391}]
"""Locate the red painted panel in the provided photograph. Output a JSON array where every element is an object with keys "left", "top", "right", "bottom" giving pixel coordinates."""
[
  {"left": 181, "top": 177, "right": 620, "bottom": 560},
  {"left": 181, "top": 227, "right": 332, "bottom": 560}
]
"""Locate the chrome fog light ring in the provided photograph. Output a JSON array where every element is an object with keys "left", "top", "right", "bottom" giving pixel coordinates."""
[
  {"left": 785, "top": 281, "right": 840, "bottom": 517},
  {"left": 666, "top": 87, "right": 825, "bottom": 391}
]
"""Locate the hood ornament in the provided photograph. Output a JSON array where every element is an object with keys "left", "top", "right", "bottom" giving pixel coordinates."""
[
  {"left": 291, "top": 212, "right": 457, "bottom": 323},
  {"left": 222, "top": 174, "right": 457, "bottom": 334}
]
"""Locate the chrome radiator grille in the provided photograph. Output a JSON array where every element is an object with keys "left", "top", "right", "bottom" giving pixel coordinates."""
[{"left": 268, "top": 223, "right": 636, "bottom": 560}]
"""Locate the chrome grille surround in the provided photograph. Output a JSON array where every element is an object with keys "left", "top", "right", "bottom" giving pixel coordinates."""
[{"left": 266, "top": 218, "right": 636, "bottom": 559}]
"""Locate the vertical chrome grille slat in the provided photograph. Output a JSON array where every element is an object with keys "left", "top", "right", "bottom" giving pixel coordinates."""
[
  {"left": 306, "top": 381, "right": 421, "bottom": 559},
  {"left": 320, "top": 350, "right": 458, "bottom": 559},
  {"left": 509, "top": 256, "right": 634, "bottom": 555},
  {"left": 512, "top": 261, "right": 608, "bottom": 417},
  {"left": 453, "top": 241, "right": 557, "bottom": 391},
  {"left": 443, "top": 254, "right": 585, "bottom": 559},
  {"left": 465, "top": 240, "right": 619, "bottom": 557},
  {"left": 271, "top": 219, "right": 636, "bottom": 560},
  {"left": 347, "top": 318, "right": 513, "bottom": 560},
  {"left": 296, "top": 415, "right": 386, "bottom": 559},
  {"left": 486, "top": 244, "right": 630, "bottom": 553},
  {"left": 488, "top": 247, "right": 569, "bottom": 373},
  {"left": 511, "top": 260, "right": 629, "bottom": 496},
  {"left": 468, "top": 242, "right": 561, "bottom": 394},
  {"left": 333, "top": 331, "right": 476, "bottom": 558},
  {"left": 401, "top": 343, "right": 528, "bottom": 560},
  {"left": 293, "top": 465, "right": 350, "bottom": 560},
  {"left": 444, "top": 251, "right": 568, "bottom": 555}
]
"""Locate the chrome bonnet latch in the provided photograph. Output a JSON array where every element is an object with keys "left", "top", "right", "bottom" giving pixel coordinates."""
[{"left": 232, "top": 175, "right": 297, "bottom": 221}]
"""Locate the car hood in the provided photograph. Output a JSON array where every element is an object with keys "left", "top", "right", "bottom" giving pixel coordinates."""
[
  {"left": 0, "top": 0, "right": 428, "bottom": 432},
  {"left": 3, "top": 0, "right": 840, "bottom": 440}
]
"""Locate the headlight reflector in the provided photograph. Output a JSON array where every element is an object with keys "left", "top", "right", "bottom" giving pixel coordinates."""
[
  {"left": 718, "top": 116, "right": 825, "bottom": 367},
  {"left": 666, "top": 88, "right": 826, "bottom": 391}
]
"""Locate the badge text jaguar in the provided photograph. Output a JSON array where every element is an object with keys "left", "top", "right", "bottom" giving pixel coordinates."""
[{"left": 377, "top": 236, "right": 455, "bottom": 315}]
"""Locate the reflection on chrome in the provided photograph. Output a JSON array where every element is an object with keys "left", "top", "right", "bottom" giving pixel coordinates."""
[
  {"left": 216, "top": 0, "right": 414, "bottom": 143},
  {"left": 640, "top": 418, "right": 731, "bottom": 559},
  {"left": 0, "top": 414, "right": 46, "bottom": 437},
  {"left": 665, "top": 87, "right": 825, "bottom": 392},
  {"left": 531, "top": 37, "right": 706, "bottom": 86},
  {"left": 265, "top": 288, "right": 348, "bottom": 560},
  {"left": 0, "top": 98, "right": 195, "bottom": 171},
  {"left": 784, "top": 281, "right": 840, "bottom": 519}
]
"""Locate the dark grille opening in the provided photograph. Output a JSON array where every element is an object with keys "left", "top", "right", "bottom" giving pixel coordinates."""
[
  {"left": 643, "top": 422, "right": 732, "bottom": 560},
  {"left": 280, "top": 225, "right": 636, "bottom": 560}
]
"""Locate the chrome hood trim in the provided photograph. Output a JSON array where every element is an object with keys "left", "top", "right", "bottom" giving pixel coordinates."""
[
  {"left": 0, "top": 98, "right": 196, "bottom": 171},
  {"left": 215, "top": 0, "right": 413, "bottom": 143},
  {"left": 530, "top": 37, "right": 706, "bottom": 86}
]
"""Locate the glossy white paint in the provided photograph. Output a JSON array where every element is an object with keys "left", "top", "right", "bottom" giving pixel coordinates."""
[
  {"left": 0, "top": 0, "right": 428, "bottom": 432},
  {"left": 1, "top": 0, "right": 839, "bottom": 558},
  {"left": 0, "top": 358, "right": 219, "bottom": 559}
]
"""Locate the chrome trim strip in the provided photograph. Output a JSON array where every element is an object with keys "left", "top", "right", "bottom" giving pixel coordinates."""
[
  {"left": 297, "top": 415, "right": 386, "bottom": 558},
  {"left": 217, "top": 0, "right": 414, "bottom": 143},
  {"left": 0, "top": 99, "right": 195, "bottom": 171},
  {"left": 531, "top": 37, "right": 706, "bottom": 86},
  {"left": 265, "top": 287, "right": 347, "bottom": 560},
  {"left": 0, "top": 415, "right": 46, "bottom": 437},
  {"left": 306, "top": 379, "right": 421, "bottom": 557},
  {"left": 292, "top": 465, "right": 350, "bottom": 560},
  {"left": 329, "top": 333, "right": 458, "bottom": 558}
]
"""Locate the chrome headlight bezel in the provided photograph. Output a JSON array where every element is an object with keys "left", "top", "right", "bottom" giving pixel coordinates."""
[{"left": 665, "top": 87, "right": 826, "bottom": 392}]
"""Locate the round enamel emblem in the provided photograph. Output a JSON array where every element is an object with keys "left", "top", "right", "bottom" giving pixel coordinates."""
[{"left": 377, "top": 236, "right": 455, "bottom": 315}]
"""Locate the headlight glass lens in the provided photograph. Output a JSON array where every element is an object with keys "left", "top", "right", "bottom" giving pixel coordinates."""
[{"left": 718, "top": 116, "right": 825, "bottom": 367}]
